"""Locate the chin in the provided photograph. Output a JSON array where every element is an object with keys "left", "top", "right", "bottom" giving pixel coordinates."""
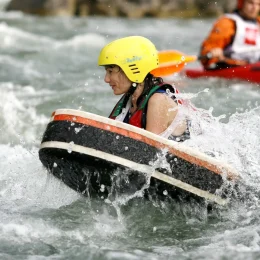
[{"left": 113, "top": 90, "right": 123, "bottom": 95}]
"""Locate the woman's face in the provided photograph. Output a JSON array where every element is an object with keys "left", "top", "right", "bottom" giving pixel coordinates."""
[{"left": 104, "top": 65, "right": 132, "bottom": 95}]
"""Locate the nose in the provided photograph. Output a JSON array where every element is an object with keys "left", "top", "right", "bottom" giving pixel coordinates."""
[{"left": 104, "top": 71, "right": 110, "bottom": 83}]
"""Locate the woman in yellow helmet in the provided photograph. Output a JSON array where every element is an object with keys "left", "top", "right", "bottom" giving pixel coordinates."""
[{"left": 98, "top": 36, "right": 189, "bottom": 142}]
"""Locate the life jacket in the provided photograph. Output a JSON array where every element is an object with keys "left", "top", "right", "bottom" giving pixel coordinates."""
[
  {"left": 225, "top": 13, "right": 260, "bottom": 63},
  {"left": 109, "top": 83, "right": 181, "bottom": 129}
]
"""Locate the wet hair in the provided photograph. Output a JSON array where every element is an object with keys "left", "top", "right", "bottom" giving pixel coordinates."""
[
  {"left": 142, "top": 73, "right": 163, "bottom": 96},
  {"left": 135, "top": 73, "right": 163, "bottom": 105}
]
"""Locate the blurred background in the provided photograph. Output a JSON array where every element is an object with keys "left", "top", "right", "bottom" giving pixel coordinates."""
[{"left": 5, "top": 0, "right": 237, "bottom": 18}]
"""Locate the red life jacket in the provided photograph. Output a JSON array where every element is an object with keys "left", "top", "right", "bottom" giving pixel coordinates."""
[{"left": 109, "top": 83, "right": 181, "bottom": 129}]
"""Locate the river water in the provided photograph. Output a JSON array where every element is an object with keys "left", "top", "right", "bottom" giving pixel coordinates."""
[{"left": 1, "top": 1, "right": 260, "bottom": 259}]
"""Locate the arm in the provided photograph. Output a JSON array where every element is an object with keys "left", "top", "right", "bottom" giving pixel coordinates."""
[
  {"left": 146, "top": 93, "right": 178, "bottom": 135},
  {"left": 200, "top": 17, "right": 236, "bottom": 68}
]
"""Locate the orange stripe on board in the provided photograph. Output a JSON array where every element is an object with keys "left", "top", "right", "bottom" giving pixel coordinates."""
[{"left": 53, "top": 114, "right": 236, "bottom": 180}]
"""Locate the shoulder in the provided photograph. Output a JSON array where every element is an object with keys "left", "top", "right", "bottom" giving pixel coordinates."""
[
  {"left": 148, "top": 93, "right": 167, "bottom": 111},
  {"left": 148, "top": 92, "right": 176, "bottom": 109},
  {"left": 148, "top": 92, "right": 167, "bottom": 103},
  {"left": 207, "top": 16, "right": 236, "bottom": 36},
  {"left": 213, "top": 15, "right": 236, "bottom": 28}
]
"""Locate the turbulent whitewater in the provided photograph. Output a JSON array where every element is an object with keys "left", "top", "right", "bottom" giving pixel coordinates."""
[{"left": 0, "top": 6, "right": 260, "bottom": 260}]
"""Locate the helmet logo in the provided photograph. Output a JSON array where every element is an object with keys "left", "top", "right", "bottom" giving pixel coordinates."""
[{"left": 123, "top": 56, "right": 142, "bottom": 64}]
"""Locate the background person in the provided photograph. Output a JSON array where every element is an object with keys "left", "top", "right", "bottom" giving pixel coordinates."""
[
  {"left": 200, "top": 0, "right": 260, "bottom": 69},
  {"left": 98, "top": 36, "right": 190, "bottom": 142}
]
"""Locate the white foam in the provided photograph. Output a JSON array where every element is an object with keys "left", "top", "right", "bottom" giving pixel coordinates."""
[
  {"left": 0, "top": 22, "right": 55, "bottom": 49},
  {"left": 57, "top": 33, "right": 107, "bottom": 49},
  {"left": 184, "top": 103, "right": 260, "bottom": 188},
  {"left": 0, "top": 55, "right": 43, "bottom": 78},
  {"left": 0, "top": 144, "right": 80, "bottom": 210},
  {"left": 0, "top": 0, "right": 9, "bottom": 11},
  {"left": 0, "top": 82, "right": 49, "bottom": 145}
]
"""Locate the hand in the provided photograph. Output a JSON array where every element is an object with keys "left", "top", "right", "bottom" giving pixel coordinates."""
[{"left": 209, "top": 48, "right": 225, "bottom": 60}]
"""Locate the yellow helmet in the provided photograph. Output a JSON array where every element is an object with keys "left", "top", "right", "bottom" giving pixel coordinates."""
[{"left": 98, "top": 36, "right": 159, "bottom": 83}]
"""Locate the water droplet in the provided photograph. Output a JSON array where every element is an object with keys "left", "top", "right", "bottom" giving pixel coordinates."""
[
  {"left": 68, "top": 141, "right": 74, "bottom": 153},
  {"left": 104, "top": 198, "right": 111, "bottom": 204},
  {"left": 100, "top": 184, "right": 105, "bottom": 192},
  {"left": 74, "top": 127, "right": 81, "bottom": 134}
]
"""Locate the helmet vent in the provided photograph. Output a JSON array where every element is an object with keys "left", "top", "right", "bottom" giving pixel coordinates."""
[{"left": 129, "top": 64, "right": 140, "bottom": 74}]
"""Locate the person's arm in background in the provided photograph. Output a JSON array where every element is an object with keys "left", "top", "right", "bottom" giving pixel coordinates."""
[{"left": 200, "top": 17, "right": 236, "bottom": 69}]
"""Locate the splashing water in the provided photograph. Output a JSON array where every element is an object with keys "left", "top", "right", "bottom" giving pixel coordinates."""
[{"left": 0, "top": 11, "right": 260, "bottom": 259}]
